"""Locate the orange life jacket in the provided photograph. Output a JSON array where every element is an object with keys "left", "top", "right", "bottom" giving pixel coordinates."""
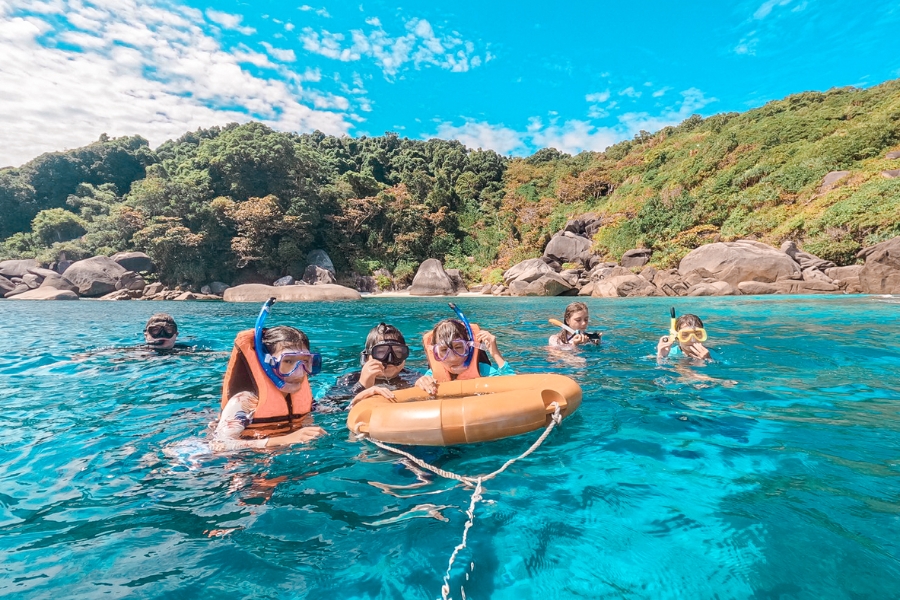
[
  {"left": 423, "top": 323, "right": 483, "bottom": 382},
  {"left": 220, "top": 330, "right": 313, "bottom": 438}
]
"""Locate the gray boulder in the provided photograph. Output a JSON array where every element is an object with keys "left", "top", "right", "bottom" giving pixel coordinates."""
[
  {"left": 224, "top": 283, "right": 361, "bottom": 302},
  {"left": 4, "top": 284, "right": 29, "bottom": 298},
  {"left": 64, "top": 256, "right": 128, "bottom": 297},
  {"left": 882, "top": 169, "right": 900, "bottom": 179},
  {"left": 355, "top": 275, "right": 377, "bottom": 293},
  {"left": 22, "top": 273, "right": 42, "bottom": 289},
  {"left": 302, "top": 265, "right": 337, "bottom": 285},
  {"left": 209, "top": 281, "right": 230, "bottom": 295},
  {"left": 801, "top": 268, "right": 834, "bottom": 285},
  {"left": 819, "top": 170, "right": 850, "bottom": 192},
  {"left": 306, "top": 249, "right": 335, "bottom": 274},
  {"left": 577, "top": 282, "right": 595, "bottom": 296},
  {"left": 503, "top": 258, "right": 555, "bottom": 284},
  {"left": 56, "top": 259, "right": 73, "bottom": 274},
  {"left": 887, "top": 151, "right": 900, "bottom": 159},
  {"left": 781, "top": 241, "right": 836, "bottom": 271},
  {"left": 620, "top": 248, "right": 652, "bottom": 268},
  {"left": 679, "top": 240, "right": 801, "bottom": 286},
  {"left": 772, "top": 280, "right": 841, "bottom": 294},
  {"left": 143, "top": 282, "right": 165, "bottom": 296},
  {"left": 824, "top": 265, "right": 863, "bottom": 291},
  {"left": 116, "top": 271, "right": 147, "bottom": 291},
  {"left": 99, "top": 290, "right": 133, "bottom": 301},
  {"left": 686, "top": 281, "right": 741, "bottom": 296},
  {"left": 38, "top": 272, "right": 78, "bottom": 294},
  {"left": 273, "top": 275, "right": 295, "bottom": 287},
  {"left": 510, "top": 273, "right": 574, "bottom": 297},
  {"left": 445, "top": 269, "right": 469, "bottom": 294},
  {"left": 738, "top": 281, "right": 779, "bottom": 295},
  {"left": 857, "top": 236, "right": 900, "bottom": 294},
  {"left": 559, "top": 269, "right": 581, "bottom": 287},
  {"left": 9, "top": 287, "right": 79, "bottom": 300},
  {"left": 111, "top": 251, "right": 155, "bottom": 273},
  {"left": 593, "top": 273, "right": 662, "bottom": 297},
  {"left": 408, "top": 259, "right": 456, "bottom": 296},
  {"left": 0, "top": 275, "right": 15, "bottom": 295},
  {"left": 0, "top": 259, "right": 40, "bottom": 279},
  {"left": 543, "top": 232, "right": 592, "bottom": 265},
  {"left": 652, "top": 269, "right": 690, "bottom": 297},
  {"left": 27, "top": 267, "right": 58, "bottom": 279}
]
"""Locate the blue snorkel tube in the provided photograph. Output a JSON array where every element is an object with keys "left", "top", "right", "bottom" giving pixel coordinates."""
[
  {"left": 448, "top": 302, "right": 475, "bottom": 368},
  {"left": 254, "top": 297, "right": 285, "bottom": 389}
]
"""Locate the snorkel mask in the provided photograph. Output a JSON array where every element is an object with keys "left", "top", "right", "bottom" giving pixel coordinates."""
[
  {"left": 254, "top": 298, "right": 321, "bottom": 389},
  {"left": 668, "top": 307, "right": 708, "bottom": 343},
  {"left": 448, "top": 302, "right": 475, "bottom": 368}
]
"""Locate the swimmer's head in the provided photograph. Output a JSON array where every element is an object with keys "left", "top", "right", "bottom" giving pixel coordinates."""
[
  {"left": 362, "top": 323, "right": 408, "bottom": 378},
  {"left": 145, "top": 313, "right": 178, "bottom": 349},
  {"left": 262, "top": 325, "right": 314, "bottom": 390},
  {"left": 430, "top": 319, "right": 472, "bottom": 375},
  {"left": 563, "top": 301, "right": 590, "bottom": 333},
  {"left": 674, "top": 314, "right": 708, "bottom": 351}
]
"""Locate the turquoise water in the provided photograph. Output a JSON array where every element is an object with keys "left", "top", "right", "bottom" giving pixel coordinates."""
[{"left": 2, "top": 295, "right": 899, "bottom": 599}]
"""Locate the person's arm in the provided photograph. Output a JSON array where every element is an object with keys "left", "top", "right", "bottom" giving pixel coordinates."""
[
  {"left": 210, "top": 391, "right": 324, "bottom": 451},
  {"left": 656, "top": 335, "right": 675, "bottom": 361},
  {"left": 477, "top": 330, "right": 506, "bottom": 368}
]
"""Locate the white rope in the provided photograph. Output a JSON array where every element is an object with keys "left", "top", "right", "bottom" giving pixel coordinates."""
[{"left": 357, "top": 402, "right": 564, "bottom": 600}]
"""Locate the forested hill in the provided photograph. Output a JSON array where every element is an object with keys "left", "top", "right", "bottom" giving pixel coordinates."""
[{"left": 2, "top": 78, "right": 899, "bottom": 286}]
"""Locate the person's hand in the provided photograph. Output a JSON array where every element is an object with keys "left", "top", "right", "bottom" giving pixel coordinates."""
[
  {"left": 571, "top": 333, "right": 591, "bottom": 345},
  {"left": 476, "top": 330, "right": 498, "bottom": 354},
  {"left": 415, "top": 375, "right": 437, "bottom": 395},
  {"left": 657, "top": 335, "right": 675, "bottom": 358},
  {"left": 358, "top": 358, "right": 385, "bottom": 389},
  {"left": 266, "top": 426, "right": 325, "bottom": 447},
  {"left": 349, "top": 385, "right": 395, "bottom": 407},
  {"left": 683, "top": 342, "right": 711, "bottom": 360}
]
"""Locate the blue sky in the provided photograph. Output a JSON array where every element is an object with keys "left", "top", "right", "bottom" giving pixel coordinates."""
[{"left": 1, "top": 0, "right": 899, "bottom": 166}]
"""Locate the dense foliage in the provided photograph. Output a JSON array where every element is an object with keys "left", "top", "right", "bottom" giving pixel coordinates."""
[{"left": 2, "top": 79, "right": 899, "bottom": 284}]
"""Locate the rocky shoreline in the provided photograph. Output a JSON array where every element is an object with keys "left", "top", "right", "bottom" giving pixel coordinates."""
[{"left": 2, "top": 232, "right": 899, "bottom": 302}]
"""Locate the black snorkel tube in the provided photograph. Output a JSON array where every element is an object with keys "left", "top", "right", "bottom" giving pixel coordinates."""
[
  {"left": 254, "top": 297, "right": 286, "bottom": 389},
  {"left": 668, "top": 306, "right": 677, "bottom": 342},
  {"left": 448, "top": 302, "right": 475, "bottom": 368}
]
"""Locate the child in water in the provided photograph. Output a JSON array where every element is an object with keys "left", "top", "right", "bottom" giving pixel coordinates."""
[
  {"left": 548, "top": 302, "right": 601, "bottom": 346},
  {"left": 322, "top": 323, "right": 421, "bottom": 408},
  {"left": 211, "top": 325, "right": 325, "bottom": 451},
  {"left": 657, "top": 313, "right": 712, "bottom": 361},
  {"left": 415, "top": 318, "right": 513, "bottom": 394}
]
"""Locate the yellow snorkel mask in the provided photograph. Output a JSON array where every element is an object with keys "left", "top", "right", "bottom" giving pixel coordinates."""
[{"left": 668, "top": 307, "right": 708, "bottom": 343}]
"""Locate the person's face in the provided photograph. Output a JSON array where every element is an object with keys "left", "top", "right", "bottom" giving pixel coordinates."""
[
  {"left": 566, "top": 310, "right": 589, "bottom": 332},
  {"left": 145, "top": 324, "right": 177, "bottom": 349},
  {"left": 676, "top": 328, "right": 708, "bottom": 357},
  {"left": 273, "top": 345, "right": 311, "bottom": 391},
  {"left": 433, "top": 339, "right": 469, "bottom": 374}
]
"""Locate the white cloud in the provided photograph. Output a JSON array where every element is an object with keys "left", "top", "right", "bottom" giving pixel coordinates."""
[
  {"left": 261, "top": 41, "right": 296, "bottom": 62},
  {"left": 285, "top": 22, "right": 295, "bottom": 31},
  {"left": 0, "top": 0, "right": 353, "bottom": 167},
  {"left": 299, "top": 5, "right": 331, "bottom": 18},
  {"left": 619, "top": 86, "right": 642, "bottom": 98},
  {"left": 300, "top": 16, "right": 488, "bottom": 78},
  {"left": 753, "top": 0, "right": 794, "bottom": 20},
  {"left": 585, "top": 91, "right": 610, "bottom": 103},
  {"left": 652, "top": 86, "right": 672, "bottom": 97},
  {"left": 431, "top": 87, "right": 716, "bottom": 156},
  {"left": 205, "top": 8, "right": 255, "bottom": 35}
]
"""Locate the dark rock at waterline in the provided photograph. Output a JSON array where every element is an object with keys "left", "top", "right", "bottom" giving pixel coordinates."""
[
  {"left": 408, "top": 259, "right": 456, "bottom": 296},
  {"left": 592, "top": 273, "right": 662, "bottom": 297},
  {"left": 209, "top": 282, "right": 230, "bottom": 295},
  {"left": 116, "top": 271, "right": 146, "bottom": 291},
  {"left": 112, "top": 251, "right": 155, "bottom": 273},
  {"left": 9, "top": 287, "right": 79, "bottom": 300},
  {"left": 0, "top": 259, "right": 40, "bottom": 279},
  {"left": 509, "top": 273, "right": 573, "bottom": 297}
]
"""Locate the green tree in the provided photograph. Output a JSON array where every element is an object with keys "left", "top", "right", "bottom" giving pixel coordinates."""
[{"left": 31, "top": 208, "right": 87, "bottom": 245}]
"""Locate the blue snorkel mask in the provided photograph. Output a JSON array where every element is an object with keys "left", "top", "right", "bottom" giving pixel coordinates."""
[
  {"left": 254, "top": 298, "right": 321, "bottom": 389},
  {"left": 448, "top": 302, "right": 475, "bottom": 368}
]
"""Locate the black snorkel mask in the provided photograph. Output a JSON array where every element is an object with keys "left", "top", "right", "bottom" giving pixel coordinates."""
[{"left": 448, "top": 302, "right": 475, "bottom": 368}]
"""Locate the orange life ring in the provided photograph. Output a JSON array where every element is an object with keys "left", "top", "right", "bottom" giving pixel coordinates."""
[{"left": 346, "top": 373, "right": 581, "bottom": 446}]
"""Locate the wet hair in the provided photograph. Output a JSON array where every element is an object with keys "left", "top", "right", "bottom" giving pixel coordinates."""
[
  {"left": 432, "top": 319, "right": 470, "bottom": 346},
  {"left": 364, "top": 323, "right": 406, "bottom": 354},
  {"left": 262, "top": 325, "right": 309, "bottom": 355},
  {"left": 676, "top": 314, "right": 704, "bottom": 330},
  {"left": 145, "top": 313, "right": 177, "bottom": 334}
]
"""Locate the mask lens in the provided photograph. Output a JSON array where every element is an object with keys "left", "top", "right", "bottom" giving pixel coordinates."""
[
  {"left": 677, "top": 328, "right": 707, "bottom": 343},
  {"left": 147, "top": 325, "right": 175, "bottom": 338},
  {"left": 370, "top": 343, "right": 409, "bottom": 366},
  {"left": 275, "top": 352, "right": 322, "bottom": 376}
]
